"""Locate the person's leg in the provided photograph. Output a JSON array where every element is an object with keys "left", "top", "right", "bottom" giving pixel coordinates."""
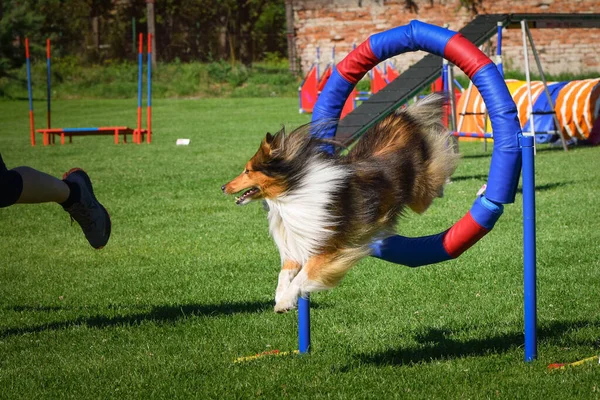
[
  {"left": 0, "top": 153, "right": 110, "bottom": 249},
  {"left": 1, "top": 153, "right": 72, "bottom": 206},
  {"left": 12, "top": 166, "right": 70, "bottom": 204},
  {"left": 0, "top": 153, "right": 24, "bottom": 208}
]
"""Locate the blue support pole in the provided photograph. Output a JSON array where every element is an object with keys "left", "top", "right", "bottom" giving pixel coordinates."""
[
  {"left": 46, "top": 39, "right": 51, "bottom": 130},
  {"left": 147, "top": 33, "right": 152, "bottom": 143},
  {"left": 136, "top": 33, "right": 143, "bottom": 144},
  {"left": 441, "top": 59, "right": 448, "bottom": 92},
  {"left": 25, "top": 38, "right": 35, "bottom": 146},
  {"left": 521, "top": 135, "right": 537, "bottom": 362},
  {"left": 496, "top": 21, "right": 504, "bottom": 78},
  {"left": 138, "top": 45, "right": 143, "bottom": 108},
  {"left": 298, "top": 296, "right": 310, "bottom": 353}
]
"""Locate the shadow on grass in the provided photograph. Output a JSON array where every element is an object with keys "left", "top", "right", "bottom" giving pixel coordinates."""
[
  {"left": 449, "top": 176, "right": 574, "bottom": 192},
  {"left": 459, "top": 153, "right": 492, "bottom": 160},
  {"left": 516, "top": 180, "right": 575, "bottom": 193},
  {"left": 354, "top": 319, "right": 600, "bottom": 367},
  {"left": 1, "top": 300, "right": 276, "bottom": 337},
  {"left": 450, "top": 174, "right": 488, "bottom": 182}
]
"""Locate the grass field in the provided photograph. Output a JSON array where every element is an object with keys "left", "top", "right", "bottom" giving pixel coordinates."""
[{"left": 1, "top": 98, "right": 599, "bottom": 398}]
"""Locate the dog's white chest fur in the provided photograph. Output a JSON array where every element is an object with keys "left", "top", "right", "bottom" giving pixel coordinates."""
[{"left": 265, "top": 159, "right": 348, "bottom": 265}]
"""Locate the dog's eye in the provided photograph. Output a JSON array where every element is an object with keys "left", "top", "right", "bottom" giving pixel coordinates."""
[{"left": 244, "top": 169, "right": 250, "bottom": 174}]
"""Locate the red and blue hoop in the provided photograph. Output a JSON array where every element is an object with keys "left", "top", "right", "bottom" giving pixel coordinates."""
[{"left": 303, "top": 21, "right": 536, "bottom": 362}]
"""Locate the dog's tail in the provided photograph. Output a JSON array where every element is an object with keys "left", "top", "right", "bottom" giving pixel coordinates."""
[{"left": 348, "top": 93, "right": 460, "bottom": 213}]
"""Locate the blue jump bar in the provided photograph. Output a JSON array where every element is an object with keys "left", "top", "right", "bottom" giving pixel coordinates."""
[
  {"left": 62, "top": 127, "right": 100, "bottom": 132},
  {"left": 452, "top": 132, "right": 494, "bottom": 139}
]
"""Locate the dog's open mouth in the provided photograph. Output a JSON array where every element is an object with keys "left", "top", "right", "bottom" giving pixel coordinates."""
[{"left": 235, "top": 187, "right": 260, "bottom": 205}]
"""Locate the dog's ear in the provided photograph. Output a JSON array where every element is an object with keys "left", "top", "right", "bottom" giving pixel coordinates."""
[
  {"left": 260, "top": 133, "right": 274, "bottom": 157},
  {"left": 264, "top": 129, "right": 287, "bottom": 158},
  {"left": 265, "top": 132, "right": 274, "bottom": 144}
]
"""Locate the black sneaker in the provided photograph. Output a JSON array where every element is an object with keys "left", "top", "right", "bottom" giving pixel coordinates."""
[{"left": 62, "top": 168, "right": 111, "bottom": 249}]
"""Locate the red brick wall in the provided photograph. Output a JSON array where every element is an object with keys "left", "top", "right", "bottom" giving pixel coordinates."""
[{"left": 293, "top": 0, "right": 600, "bottom": 77}]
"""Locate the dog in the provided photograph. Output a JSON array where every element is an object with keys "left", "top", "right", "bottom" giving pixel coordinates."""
[{"left": 222, "top": 93, "right": 459, "bottom": 312}]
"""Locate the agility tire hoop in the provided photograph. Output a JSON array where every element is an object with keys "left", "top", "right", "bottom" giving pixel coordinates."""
[{"left": 311, "top": 20, "right": 523, "bottom": 266}]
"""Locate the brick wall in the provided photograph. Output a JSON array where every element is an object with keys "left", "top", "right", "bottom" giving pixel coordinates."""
[{"left": 292, "top": 0, "right": 600, "bottom": 77}]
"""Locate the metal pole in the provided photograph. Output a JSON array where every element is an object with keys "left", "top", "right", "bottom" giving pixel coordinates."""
[
  {"left": 521, "top": 134, "right": 537, "bottom": 362},
  {"left": 521, "top": 20, "right": 537, "bottom": 154},
  {"left": 316, "top": 46, "right": 320, "bottom": 81},
  {"left": 298, "top": 296, "right": 310, "bottom": 353},
  {"left": 524, "top": 24, "right": 568, "bottom": 152},
  {"left": 447, "top": 63, "right": 457, "bottom": 131},
  {"left": 25, "top": 38, "right": 35, "bottom": 146},
  {"left": 447, "top": 62, "right": 459, "bottom": 153}
]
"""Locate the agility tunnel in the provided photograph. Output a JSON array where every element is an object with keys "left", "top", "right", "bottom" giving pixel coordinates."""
[
  {"left": 304, "top": 20, "right": 538, "bottom": 362},
  {"left": 456, "top": 78, "right": 600, "bottom": 144}
]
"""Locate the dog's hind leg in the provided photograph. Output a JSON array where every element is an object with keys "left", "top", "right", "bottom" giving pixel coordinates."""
[
  {"left": 274, "top": 249, "right": 367, "bottom": 313},
  {"left": 275, "top": 259, "right": 301, "bottom": 304}
]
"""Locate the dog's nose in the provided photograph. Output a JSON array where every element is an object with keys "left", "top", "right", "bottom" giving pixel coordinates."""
[{"left": 221, "top": 185, "right": 226, "bottom": 192}]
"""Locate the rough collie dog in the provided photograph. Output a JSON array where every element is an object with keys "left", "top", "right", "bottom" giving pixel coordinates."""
[{"left": 222, "top": 93, "right": 459, "bottom": 312}]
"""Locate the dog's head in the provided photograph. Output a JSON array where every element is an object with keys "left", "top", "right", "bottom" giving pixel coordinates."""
[{"left": 222, "top": 128, "right": 303, "bottom": 205}]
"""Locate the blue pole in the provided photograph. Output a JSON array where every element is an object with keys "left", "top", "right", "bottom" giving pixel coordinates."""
[
  {"left": 136, "top": 33, "right": 143, "bottom": 143},
  {"left": 442, "top": 59, "right": 448, "bottom": 92},
  {"left": 496, "top": 21, "right": 504, "bottom": 78},
  {"left": 442, "top": 59, "right": 449, "bottom": 93},
  {"left": 147, "top": 33, "right": 152, "bottom": 143},
  {"left": 298, "top": 296, "right": 310, "bottom": 353},
  {"left": 138, "top": 47, "right": 143, "bottom": 109},
  {"left": 522, "top": 135, "right": 537, "bottom": 362},
  {"left": 46, "top": 39, "right": 51, "bottom": 130},
  {"left": 25, "top": 38, "right": 35, "bottom": 146}
]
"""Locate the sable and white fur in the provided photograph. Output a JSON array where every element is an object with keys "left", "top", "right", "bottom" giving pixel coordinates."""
[{"left": 222, "top": 93, "right": 459, "bottom": 312}]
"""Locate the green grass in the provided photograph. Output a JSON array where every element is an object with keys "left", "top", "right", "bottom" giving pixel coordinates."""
[
  {"left": 1, "top": 98, "right": 600, "bottom": 398},
  {"left": 0, "top": 60, "right": 300, "bottom": 100}
]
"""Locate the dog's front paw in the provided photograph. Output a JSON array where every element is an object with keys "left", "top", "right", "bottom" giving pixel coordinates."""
[{"left": 274, "top": 297, "right": 297, "bottom": 313}]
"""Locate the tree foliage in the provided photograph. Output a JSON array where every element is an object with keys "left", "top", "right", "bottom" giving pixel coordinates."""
[
  {"left": 0, "top": 0, "right": 288, "bottom": 73},
  {"left": 0, "top": 0, "right": 43, "bottom": 76}
]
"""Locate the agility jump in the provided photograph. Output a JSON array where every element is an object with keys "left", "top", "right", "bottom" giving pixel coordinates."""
[
  {"left": 25, "top": 34, "right": 152, "bottom": 146},
  {"left": 308, "top": 21, "right": 537, "bottom": 361}
]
